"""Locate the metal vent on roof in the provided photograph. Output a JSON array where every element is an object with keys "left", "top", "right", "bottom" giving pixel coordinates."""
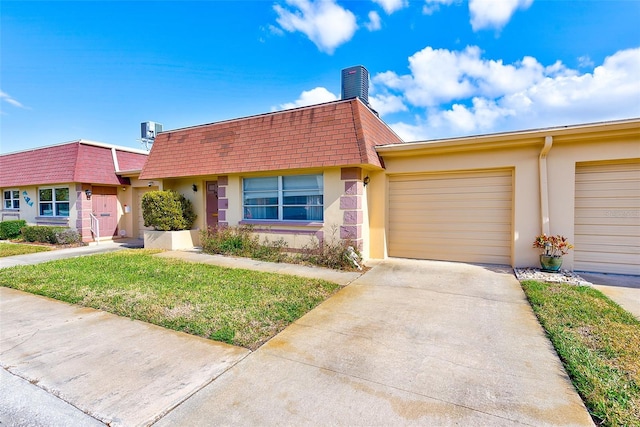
[
  {"left": 140, "top": 121, "right": 163, "bottom": 150},
  {"left": 341, "top": 65, "right": 369, "bottom": 105}
]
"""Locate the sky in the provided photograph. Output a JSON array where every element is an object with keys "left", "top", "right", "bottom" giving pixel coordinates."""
[{"left": 1, "top": 0, "right": 639, "bottom": 154}]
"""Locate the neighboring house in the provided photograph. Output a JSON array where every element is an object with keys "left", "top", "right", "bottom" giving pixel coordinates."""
[
  {"left": 0, "top": 140, "right": 149, "bottom": 243},
  {"left": 139, "top": 98, "right": 404, "bottom": 255}
]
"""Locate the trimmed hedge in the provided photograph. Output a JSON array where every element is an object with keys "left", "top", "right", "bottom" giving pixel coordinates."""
[
  {"left": 21, "top": 226, "right": 81, "bottom": 244},
  {"left": 0, "top": 220, "right": 27, "bottom": 240},
  {"left": 142, "top": 190, "right": 196, "bottom": 231}
]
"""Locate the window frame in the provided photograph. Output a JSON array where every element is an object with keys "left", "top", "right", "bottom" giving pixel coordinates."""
[
  {"left": 38, "top": 186, "right": 70, "bottom": 217},
  {"left": 3, "top": 189, "right": 20, "bottom": 210},
  {"left": 242, "top": 174, "right": 324, "bottom": 223}
]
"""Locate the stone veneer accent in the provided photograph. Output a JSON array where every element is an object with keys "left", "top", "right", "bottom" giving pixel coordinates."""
[
  {"left": 217, "top": 176, "right": 229, "bottom": 227},
  {"left": 339, "top": 167, "right": 363, "bottom": 249}
]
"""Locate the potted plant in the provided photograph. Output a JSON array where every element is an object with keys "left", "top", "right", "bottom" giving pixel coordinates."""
[{"left": 532, "top": 234, "right": 574, "bottom": 272}]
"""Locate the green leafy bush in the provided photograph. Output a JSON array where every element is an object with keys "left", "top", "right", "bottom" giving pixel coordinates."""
[
  {"left": 142, "top": 190, "right": 196, "bottom": 231},
  {"left": 0, "top": 220, "right": 26, "bottom": 240},
  {"left": 21, "top": 226, "right": 80, "bottom": 244}
]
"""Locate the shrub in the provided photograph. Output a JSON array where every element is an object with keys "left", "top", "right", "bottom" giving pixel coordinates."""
[
  {"left": 201, "top": 225, "right": 289, "bottom": 262},
  {"left": 299, "top": 228, "right": 363, "bottom": 271},
  {"left": 54, "top": 228, "right": 81, "bottom": 244},
  {"left": 0, "top": 220, "right": 27, "bottom": 240},
  {"left": 21, "top": 225, "right": 79, "bottom": 244},
  {"left": 142, "top": 190, "right": 196, "bottom": 231}
]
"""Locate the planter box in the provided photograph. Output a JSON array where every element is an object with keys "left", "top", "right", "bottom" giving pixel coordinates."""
[{"left": 143, "top": 230, "right": 200, "bottom": 251}]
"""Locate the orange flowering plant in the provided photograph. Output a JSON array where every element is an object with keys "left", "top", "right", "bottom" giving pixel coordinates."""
[{"left": 533, "top": 234, "right": 574, "bottom": 257}]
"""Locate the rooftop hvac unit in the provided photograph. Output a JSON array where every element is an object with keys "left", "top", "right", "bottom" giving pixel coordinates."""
[
  {"left": 341, "top": 65, "right": 369, "bottom": 105},
  {"left": 141, "top": 121, "right": 163, "bottom": 140}
]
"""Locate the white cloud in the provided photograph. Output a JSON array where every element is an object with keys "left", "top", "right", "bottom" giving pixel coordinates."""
[
  {"left": 578, "top": 55, "right": 595, "bottom": 68},
  {"left": 469, "top": 0, "right": 533, "bottom": 31},
  {"left": 370, "top": 93, "right": 408, "bottom": 115},
  {"left": 277, "top": 87, "right": 338, "bottom": 110},
  {"left": 0, "top": 91, "right": 26, "bottom": 109},
  {"left": 273, "top": 0, "right": 357, "bottom": 54},
  {"left": 377, "top": 46, "right": 640, "bottom": 140},
  {"left": 422, "top": 0, "right": 455, "bottom": 15},
  {"left": 365, "top": 11, "right": 382, "bottom": 31},
  {"left": 373, "top": 46, "right": 548, "bottom": 107},
  {"left": 372, "top": 0, "right": 408, "bottom": 14}
]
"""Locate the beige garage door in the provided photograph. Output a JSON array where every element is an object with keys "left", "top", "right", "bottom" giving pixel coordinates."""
[
  {"left": 388, "top": 169, "right": 513, "bottom": 265},
  {"left": 574, "top": 161, "right": 640, "bottom": 275}
]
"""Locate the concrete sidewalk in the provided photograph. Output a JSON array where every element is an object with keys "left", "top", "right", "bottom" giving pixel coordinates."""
[
  {"left": 1, "top": 253, "right": 595, "bottom": 426},
  {"left": 579, "top": 272, "right": 640, "bottom": 320},
  {"left": 0, "top": 238, "right": 144, "bottom": 268}
]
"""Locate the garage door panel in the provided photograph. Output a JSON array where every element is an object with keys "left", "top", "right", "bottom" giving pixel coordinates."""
[
  {"left": 574, "top": 161, "right": 640, "bottom": 275},
  {"left": 389, "top": 169, "right": 512, "bottom": 265}
]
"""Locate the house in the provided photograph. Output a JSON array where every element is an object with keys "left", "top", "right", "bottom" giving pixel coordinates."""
[
  {"left": 139, "top": 98, "right": 404, "bottom": 255},
  {"left": 0, "top": 140, "right": 149, "bottom": 243},
  {"left": 141, "top": 100, "right": 639, "bottom": 275}
]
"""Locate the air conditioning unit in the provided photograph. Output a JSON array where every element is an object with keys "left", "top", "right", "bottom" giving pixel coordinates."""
[
  {"left": 141, "top": 121, "right": 163, "bottom": 140},
  {"left": 341, "top": 65, "right": 369, "bottom": 105}
]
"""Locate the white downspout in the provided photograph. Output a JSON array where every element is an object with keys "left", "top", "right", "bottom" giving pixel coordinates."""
[{"left": 539, "top": 136, "right": 553, "bottom": 235}]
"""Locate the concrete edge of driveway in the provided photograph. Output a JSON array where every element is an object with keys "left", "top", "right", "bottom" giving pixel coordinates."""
[{"left": 155, "top": 250, "right": 364, "bottom": 286}]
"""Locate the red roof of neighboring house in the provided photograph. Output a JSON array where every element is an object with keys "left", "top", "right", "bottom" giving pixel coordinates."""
[
  {"left": 140, "top": 98, "right": 404, "bottom": 179},
  {"left": 0, "top": 141, "right": 148, "bottom": 187}
]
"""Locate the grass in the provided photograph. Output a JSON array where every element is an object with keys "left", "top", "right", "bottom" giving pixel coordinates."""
[
  {"left": 0, "top": 242, "right": 51, "bottom": 257},
  {"left": 0, "top": 249, "right": 340, "bottom": 350},
  {"left": 521, "top": 280, "right": 640, "bottom": 427}
]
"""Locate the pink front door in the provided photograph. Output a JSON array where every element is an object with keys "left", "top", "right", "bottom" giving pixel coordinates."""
[{"left": 91, "top": 187, "right": 118, "bottom": 238}]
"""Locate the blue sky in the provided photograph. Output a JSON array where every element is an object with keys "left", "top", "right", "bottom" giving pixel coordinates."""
[{"left": 1, "top": 0, "right": 639, "bottom": 153}]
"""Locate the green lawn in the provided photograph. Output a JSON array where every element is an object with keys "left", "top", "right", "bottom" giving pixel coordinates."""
[
  {"left": 521, "top": 280, "right": 640, "bottom": 427},
  {"left": 0, "top": 249, "right": 340, "bottom": 350},
  {"left": 0, "top": 242, "right": 51, "bottom": 257}
]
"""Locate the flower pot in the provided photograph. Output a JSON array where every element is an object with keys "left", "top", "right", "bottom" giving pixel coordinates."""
[{"left": 540, "top": 255, "right": 563, "bottom": 272}]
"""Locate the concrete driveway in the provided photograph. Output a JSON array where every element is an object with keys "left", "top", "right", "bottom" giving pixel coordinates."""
[
  {"left": 157, "top": 258, "right": 593, "bottom": 426},
  {"left": 1, "top": 257, "right": 594, "bottom": 426}
]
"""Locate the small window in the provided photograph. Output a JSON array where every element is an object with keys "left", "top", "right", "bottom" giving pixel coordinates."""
[
  {"left": 39, "top": 187, "right": 70, "bottom": 217},
  {"left": 3, "top": 190, "right": 20, "bottom": 210},
  {"left": 243, "top": 174, "right": 323, "bottom": 222}
]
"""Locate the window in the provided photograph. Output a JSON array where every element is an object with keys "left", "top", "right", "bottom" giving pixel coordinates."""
[
  {"left": 39, "top": 187, "right": 70, "bottom": 217},
  {"left": 3, "top": 190, "right": 20, "bottom": 210},
  {"left": 243, "top": 174, "right": 323, "bottom": 222}
]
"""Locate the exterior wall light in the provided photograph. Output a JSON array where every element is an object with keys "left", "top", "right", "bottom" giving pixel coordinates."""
[
  {"left": 363, "top": 176, "right": 370, "bottom": 187},
  {"left": 192, "top": 184, "right": 198, "bottom": 192},
  {"left": 85, "top": 189, "right": 92, "bottom": 199}
]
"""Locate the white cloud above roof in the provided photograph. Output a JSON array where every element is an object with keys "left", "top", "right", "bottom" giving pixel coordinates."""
[
  {"left": 372, "top": 0, "right": 408, "bottom": 14},
  {"left": 0, "top": 90, "right": 26, "bottom": 109},
  {"left": 273, "top": 0, "right": 357, "bottom": 54},
  {"left": 469, "top": 0, "right": 533, "bottom": 31},
  {"left": 366, "top": 10, "right": 382, "bottom": 31},
  {"left": 277, "top": 87, "right": 338, "bottom": 110},
  {"left": 375, "top": 46, "right": 640, "bottom": 140}
]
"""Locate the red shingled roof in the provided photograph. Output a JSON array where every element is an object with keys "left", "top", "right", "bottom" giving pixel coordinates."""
[
  {"left": 140, "top": 98, "right": 403, "bottom": 179},
  {"left": 0, "top": 141, "right": 148, "bottom": 187}
]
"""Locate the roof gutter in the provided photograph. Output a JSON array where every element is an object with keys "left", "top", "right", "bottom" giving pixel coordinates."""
[{"left": 539, "top": 136, "right": 553, "bottom": 235}]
